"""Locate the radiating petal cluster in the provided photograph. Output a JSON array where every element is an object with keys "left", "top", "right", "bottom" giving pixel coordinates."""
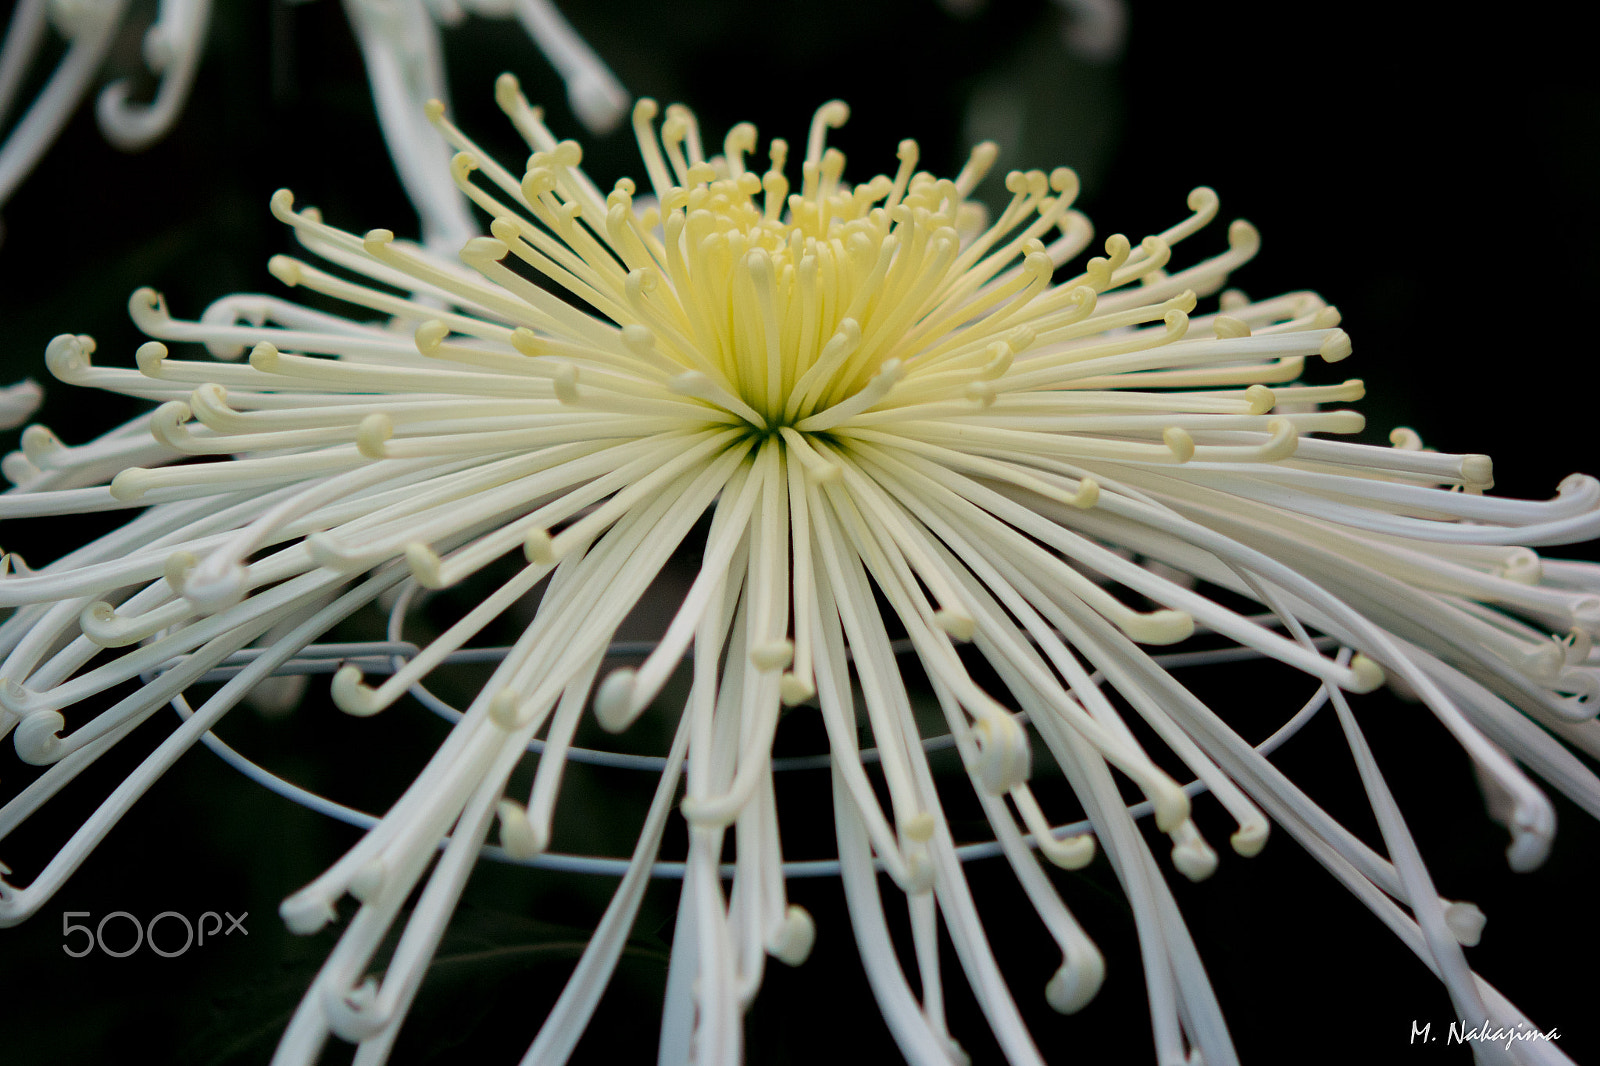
[
  {"left": 0, "top": 0, "right": 626, "bottom": 247},
  {"left": 3, "top": 82, "right": 1598, "bottom": 1066}
]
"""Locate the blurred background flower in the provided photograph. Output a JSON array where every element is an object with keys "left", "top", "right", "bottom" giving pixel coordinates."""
[
  {"left": 0, "top": 0, "right": 629, "bottom": 246},
  {"left": 0, "top": 2, "right": 1596, "bottom": 1064}
]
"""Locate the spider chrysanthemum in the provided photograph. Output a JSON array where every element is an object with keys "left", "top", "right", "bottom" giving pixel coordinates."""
[{"left": 2, "top": 81, "right": 1597, "bottom": 1066}]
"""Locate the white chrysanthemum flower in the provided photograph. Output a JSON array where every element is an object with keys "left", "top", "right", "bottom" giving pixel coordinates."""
[
  {"left": 4, "top": 83, "right": 1599, "bottom": 1066},
  {"left": 0, "top": 0, "right": 198, "bottom": 224},
  {"left": 0, "top": 0, "right": 625, "bottom": 247}
]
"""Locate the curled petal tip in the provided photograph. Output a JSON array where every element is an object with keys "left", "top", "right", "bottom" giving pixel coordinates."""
[
  {"left": 594, "top": 668, "right": 637, "bottom": 733},
  {"left": 356, "top": 413, "right": 393, "bottom": 459},
  {"left": 1444, "top": 901, "right": 1486, "bottom": 947},
  {"left": 1347, "top": 653, "right": 1386, "bottom": 694},
  {"left": 523, "top": 528, "right": 556, "bottom": 565},
  {"left": 14, "top": 710, "right": 64, "bottom": 765},
  {"left": 1150, "top": 779, "right": 1190, "bottom": 834},
  {"left": 1128, "top": 608, "right": 1193, "bottom": 646},
  {"left": 498, "top": 800, "right": 547, "bottom": 860},
  {"left": 1461, "top": 453, "right": 1494, "bottom": 490},
  {"left": 267, "top": 255, "right": 302, "bottom": 287},
  {"left": 750, "top": 640, "right": 794, "bottom": 672},
  {"left": 247, "top": 342, "right": 281, "bottom": 371},
  {"left": 1506, "top": 802, "right": 1555, "bottom": 872},
  {"left": 331, "top": 665, "right": 382, "bottom": 717},
  {"left": 1319, "top": 329, "right": 1353, "bottom": 363},
  {"left": 108, "top": 468, "right": 154, "bottom": 501},
  {"left": 405, "top": 543, "right": 446, "bottom": 589},
  {"left": 279, "top": 895, "right": 336, "bottom": 936},
  {"left": 1230, "top": 819, "right": 1270, "bottom": 858},
  {"left": 779, "top": 673, "right": 815, "bottom": 706},
  {"left": 973, "top": 714, "right": 1030, "bottom": 794},
  {"left": 768, "top": 905, "right": 815, "bottom": 967},
  {"left": 1045, "top": 949, "right": 1105, "bottom": 1015},
  {"left": 44, "top": 334, "right": 94, "bottom": 383},
  {"left": 494, "top": 72, "right": 522, "bottom": 108},
  {"left": 1045, "top": 832, "right": 1096, "bottom": 870},
  {"left": 935, "top": 609, "right": 976, "bottom": 642},
  {"left": 183, "top": 561, "right": 247, "bottom": 615},
  {"left": 489, "top": 689, "right": 530, "bottom": 730},
  {"left": 1172, "top": 835, "right": 1219, "bottom": 882}
]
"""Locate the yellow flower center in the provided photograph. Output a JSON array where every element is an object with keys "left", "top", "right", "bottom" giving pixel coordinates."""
[{"left": 438, "top": 89, "right": 1089, "bottom": 437}]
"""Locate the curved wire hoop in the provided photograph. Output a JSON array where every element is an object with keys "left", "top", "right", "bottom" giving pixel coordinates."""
[{"left": 160, "top": 578, "right": 1343, "bottom": 880}]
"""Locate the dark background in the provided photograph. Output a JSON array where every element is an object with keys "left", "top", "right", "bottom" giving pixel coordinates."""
[{"left": 1, "top": 2, "right": 1597, "bottom": 1064}]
